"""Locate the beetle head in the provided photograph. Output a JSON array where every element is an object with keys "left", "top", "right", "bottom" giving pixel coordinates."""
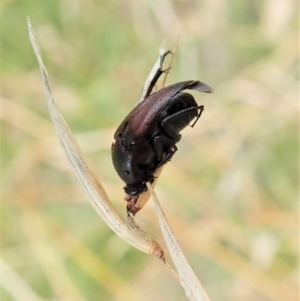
[
  {"left": 124, "top": 176, "right": 155, "bottom": 196},
  {"left": 124, "top": 183, "right": 147, "bottom": 196}
]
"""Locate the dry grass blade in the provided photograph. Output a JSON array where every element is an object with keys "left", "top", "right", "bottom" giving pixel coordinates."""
[
  {"left": 26, "top": 16, "right": 163, "bottom": 257},
  {"left": 147, "top": 183, "right": 211, "bottom": 301}
]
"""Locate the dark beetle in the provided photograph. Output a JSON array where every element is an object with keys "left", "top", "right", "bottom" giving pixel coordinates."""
[{"left": 112, "top": 53, "right": 213, "bottom": 196}]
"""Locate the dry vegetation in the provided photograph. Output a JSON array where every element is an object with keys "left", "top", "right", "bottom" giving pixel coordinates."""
[{"left": 1, "top": 1, "right": 298, "bottom": 301}]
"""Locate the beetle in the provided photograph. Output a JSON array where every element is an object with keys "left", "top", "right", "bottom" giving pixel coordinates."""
[{"left": 111, "top": 52, "right": 213, "bottom": 196}]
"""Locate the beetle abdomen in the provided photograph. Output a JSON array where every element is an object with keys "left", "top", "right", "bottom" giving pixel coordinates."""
[{"left": 164, "top": 92, "right": 198, "bottom": 131}]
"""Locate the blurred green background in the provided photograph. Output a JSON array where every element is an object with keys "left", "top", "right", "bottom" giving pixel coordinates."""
[{"left": 0, "top": 0, "right": 298, "bottom": 300}]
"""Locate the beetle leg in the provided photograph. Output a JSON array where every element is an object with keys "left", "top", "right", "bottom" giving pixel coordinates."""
[
  {"left": 156, "top": 145, "right": 178, "bottom": 168},
  {"left": 144, "top": 51, "right": 172, "bottom": 98},
  {"left": 152, "top": 135, "right": 166, "bottom": 163},
  {"left": 160, "top": 105, "right": 204, "bottom": 139},
  {"left": 190, "top": 105, "right": 204, "bottom": 128},
  {"left": 160, "top": 107, "right": 198, "bottom": 140},
  {"left": 153, "top": 134, "right": 178, "bottom": 165}
]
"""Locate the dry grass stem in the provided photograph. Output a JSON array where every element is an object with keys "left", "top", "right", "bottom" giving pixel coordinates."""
[{"left": 146, "top": 182, "right": 211, "bottom": 301}]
